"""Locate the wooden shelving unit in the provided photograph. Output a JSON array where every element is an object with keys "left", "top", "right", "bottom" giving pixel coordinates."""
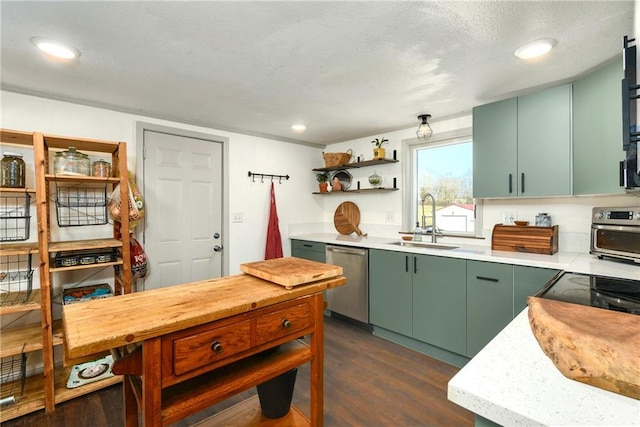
[{"left": 0, "top": 129, "right": 132, "bottom": 422}]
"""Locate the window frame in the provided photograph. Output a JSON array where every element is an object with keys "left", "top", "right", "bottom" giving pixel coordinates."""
[{"left": 401, "top": 127, "right": 482, "bottom": 237}]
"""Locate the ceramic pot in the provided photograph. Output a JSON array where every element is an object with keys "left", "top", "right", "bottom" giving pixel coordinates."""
[{"left": 373, "top": 147, "right": 386, "bottom": 160}]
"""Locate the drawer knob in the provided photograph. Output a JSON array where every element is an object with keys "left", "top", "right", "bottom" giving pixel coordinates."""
[
  {"left": 281, "top": 319, "right": 291, "bottom": 329},
  {"left": 210, "top": 341, "right": 223, "bottom": 353}
]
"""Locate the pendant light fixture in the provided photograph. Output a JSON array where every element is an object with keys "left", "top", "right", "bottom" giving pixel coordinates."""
[{"left": 416, "top": 114, "right": 433, "bottom": 140}]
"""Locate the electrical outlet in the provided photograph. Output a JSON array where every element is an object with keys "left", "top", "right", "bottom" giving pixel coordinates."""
[
  {"left": 232, "top": 212, "right": 243, "bottom": 223},
  {"left": 501, "top": 211, "right": 517, "bottom": 225},
  {"left": 385, "top": 211, "right": 394, "bottom": 222}
]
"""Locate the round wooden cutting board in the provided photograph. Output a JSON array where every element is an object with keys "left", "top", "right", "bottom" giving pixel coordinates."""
[{"left": 334, "top": 201, "right": 366, "bottom": 236}]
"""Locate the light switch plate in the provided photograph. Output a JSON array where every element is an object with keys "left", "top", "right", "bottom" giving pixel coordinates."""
[
  {"left": 385, "top": 211, "right": 394, "bottom": 222},
  {"left": 232, "top": 212, "right": 243, "bottom": 223}
]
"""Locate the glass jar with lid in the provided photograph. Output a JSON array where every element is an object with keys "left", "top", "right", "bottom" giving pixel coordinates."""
[
  {"left": 1, "top": 152, "right": 26, "bottom": 188},
  {"left": 54, "top": 146, "right": 90, "bottom": 176},
  {"left": 92, "top": 160, "right": 111, "bottom": 177}
]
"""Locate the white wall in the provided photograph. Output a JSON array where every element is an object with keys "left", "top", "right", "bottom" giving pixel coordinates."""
[
  {"left": 3, "top": 90, "right": 638, "bottom": 265},
  {"left": 1, "top": 91, "right": 325, "bottom": 275}
]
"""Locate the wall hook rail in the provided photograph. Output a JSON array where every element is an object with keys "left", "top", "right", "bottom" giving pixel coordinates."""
[{"left": 248, "top": 171, "right": 290, "bottom": 184}]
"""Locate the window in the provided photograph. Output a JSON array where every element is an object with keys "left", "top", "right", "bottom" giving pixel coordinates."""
[{"left": 404, "top": 129, "right": 479, "bottom": 236}]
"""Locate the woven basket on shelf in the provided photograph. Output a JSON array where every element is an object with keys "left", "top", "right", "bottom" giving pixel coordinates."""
[{"left": 322, "top": 149, "right": 352, "bottom": 168}]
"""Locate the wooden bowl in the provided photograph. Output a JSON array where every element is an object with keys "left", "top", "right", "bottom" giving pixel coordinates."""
[
  {"left": 401, "top": 236, "right": 413, "bottom": 241},
  {"left": 514, "top": 220, "right": 529, "bottom": 226}
]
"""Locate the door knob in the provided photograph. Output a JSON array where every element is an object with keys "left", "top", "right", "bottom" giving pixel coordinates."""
[
  {"left": 213, "top": 245, "right": 223, "bottom": 252},
  {"left": 213, "top": 232, "right": 220, "bottom": 239}
]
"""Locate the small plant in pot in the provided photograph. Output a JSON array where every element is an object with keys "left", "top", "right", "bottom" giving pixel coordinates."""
[
  {"left": 316, "top": 172, "right": 330, "bottom": 192},
  {"left": 371, "top": 137, "right": 389, "bottom": 160}
]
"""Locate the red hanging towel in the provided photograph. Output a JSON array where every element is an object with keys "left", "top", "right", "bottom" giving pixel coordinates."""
[{"left": 265, "top": 182, "right": 283, "bottom": 260}]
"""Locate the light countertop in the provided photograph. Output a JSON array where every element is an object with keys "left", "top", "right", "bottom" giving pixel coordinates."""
[
  {"left": 290, "top": 233, "right": 640, "bottom": 281},
  {"left": 447, "top": 309, "right": 640, "bottom": 426}
]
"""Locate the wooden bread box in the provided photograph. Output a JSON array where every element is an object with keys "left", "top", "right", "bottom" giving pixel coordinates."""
[{"left": 491, "top": 224, "right": 558, "bottom": 255}]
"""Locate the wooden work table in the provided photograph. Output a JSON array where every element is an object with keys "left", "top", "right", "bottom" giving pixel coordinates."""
[{"left": 62, "top": 259, "right": 346, "bottom": 426}]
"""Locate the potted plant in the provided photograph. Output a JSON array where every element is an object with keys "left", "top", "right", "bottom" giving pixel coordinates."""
[
  {"left": 371, "top": 137, "right": 389, "bottom": 160},
  {"left": 316, "top": 172, "right": 330, "bottom": 192}
]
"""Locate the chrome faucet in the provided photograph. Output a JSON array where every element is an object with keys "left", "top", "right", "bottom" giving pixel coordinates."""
[{"left": 420, "top": 193, "right": 437, "bottom": 243}]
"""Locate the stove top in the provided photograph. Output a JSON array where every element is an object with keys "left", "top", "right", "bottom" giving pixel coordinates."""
[{"left": 535, "top": 272, "right": 640, "bottom": 315}]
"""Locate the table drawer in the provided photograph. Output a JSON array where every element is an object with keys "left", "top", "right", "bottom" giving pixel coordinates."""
[
  {"left": 172, "top": 320, "right": 251, "bottom": 376},
  {"left": 256, "top": 302, "right": 312, "bottom": 346}
]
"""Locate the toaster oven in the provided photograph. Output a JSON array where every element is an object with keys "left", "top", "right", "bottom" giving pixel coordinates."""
[{"left": 590, "top": 206, "right": 640, "bottom": 264}]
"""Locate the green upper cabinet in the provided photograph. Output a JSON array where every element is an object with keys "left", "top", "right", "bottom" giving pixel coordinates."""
[
  {"left": 473, "top": 98, "right": 518, "bottom": 198},
  {"left": 369, "top": 249, "right": 413, "bottom": 337},
  {"left": 573, "top": 58, "right": 624, "bottom": 195},
  {"left": 413, "top": 255, "right": 467, "bottom": 355},
  {"left": 517, "top": 84, "right": 572, "bottom": 197},
  {"left": 473, "top": 84, "right": 572, "bottom": 198}
]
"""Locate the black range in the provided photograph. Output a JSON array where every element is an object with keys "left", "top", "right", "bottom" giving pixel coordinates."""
[{"left": 535, "top": 272, "right": 640, "bottom": 315}]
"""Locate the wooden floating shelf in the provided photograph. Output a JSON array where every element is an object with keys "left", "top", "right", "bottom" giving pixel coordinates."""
[
  {"left": 313, "top": 187, "right": 399, "bottom": 195},
  {"left": 312, "top": 158, "right": 398, "bottom": 172}
]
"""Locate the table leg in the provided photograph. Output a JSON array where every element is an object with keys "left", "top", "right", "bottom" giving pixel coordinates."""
[
  {"left": 141, "top": 337, "right": 162, "bottom": 426},
  {"left": 310, "top": 293, "right": 324, "bottom": 427}
]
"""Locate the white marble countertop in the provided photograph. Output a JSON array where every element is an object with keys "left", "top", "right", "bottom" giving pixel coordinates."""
[
  {"left": 290, "top": 233, "right": 640, "bottom": 281},
  {"left": 448, "top": 309, "right": 640, "bottom": 426}
]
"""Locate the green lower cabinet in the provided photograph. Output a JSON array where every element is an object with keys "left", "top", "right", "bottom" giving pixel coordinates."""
[
  {"left": 466, "top": 261, "right": 514, "bottom": 358},
  {"left": 413, "top": 255, "right": 467, "bottom": 355},
  {"left": 369, "top": 249, "right": 413, "bottom": 336},
  {"left": 291, "top": 239, "right": 326, "bottom": 263},
  {"left": 513, "top": 265, "right": 559, "bottom": 315}
]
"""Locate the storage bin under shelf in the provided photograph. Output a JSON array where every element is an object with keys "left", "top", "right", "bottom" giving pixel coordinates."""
[
  {"left": 0, "top": 352, "right": 27, "bottom": 406},
  {"left": 55, "top": 186, "right": 108, "bottom": 227},
  {"left": 0, "top": 252, "right": 34, "bottom": 307},
  {"left": 0, "top": 193, "right": 31, "bottom": 242}
]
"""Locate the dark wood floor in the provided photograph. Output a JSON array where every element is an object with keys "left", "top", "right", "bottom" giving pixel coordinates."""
[{"left": 2, "top": 316, "right": 474, "bottom": 427}]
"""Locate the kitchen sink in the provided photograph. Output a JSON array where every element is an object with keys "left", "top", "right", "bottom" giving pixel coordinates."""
[{"left": 389, "top": 241, "right": 459, "bottom": 250}]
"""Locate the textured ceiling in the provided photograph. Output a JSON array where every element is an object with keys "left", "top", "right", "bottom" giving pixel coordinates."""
[{"left": 0, "top": 1, "right": 635, "bottom": 146}]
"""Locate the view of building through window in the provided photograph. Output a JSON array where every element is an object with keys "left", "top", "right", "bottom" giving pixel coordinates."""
[{"left": 415, "top": 140, "right": 474, "bottom": 233}]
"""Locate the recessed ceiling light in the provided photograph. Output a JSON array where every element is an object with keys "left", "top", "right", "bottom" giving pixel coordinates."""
[
  {"left": 291, "top": 124, "right": 307, "bottom": 133},
  {"left": 31, "top": 37, "right": 80, "bottom": 59},
  {"left": 514, "top": 38, "right": 556, "bottom": 60}
]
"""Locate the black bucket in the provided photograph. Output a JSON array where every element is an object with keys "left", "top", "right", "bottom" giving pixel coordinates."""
[{"left": 256, "top": 368, "right": 298, "bottom": 419}]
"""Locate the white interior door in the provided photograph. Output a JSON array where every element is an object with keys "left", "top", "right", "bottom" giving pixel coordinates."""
[{"left": 142, "top": 130, "right": 223, "bottom": 289}]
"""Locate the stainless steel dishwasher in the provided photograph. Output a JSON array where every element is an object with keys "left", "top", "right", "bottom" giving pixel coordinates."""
[{"left": 325, "top": 245, "right": 369, "bottom": 324}]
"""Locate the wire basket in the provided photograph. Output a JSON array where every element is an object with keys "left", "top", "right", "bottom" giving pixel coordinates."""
[
  {"left": 322, "top": 149, "right": 352, "bottom": 168},
  {"left": 0, "top": 193, "right": 31, "bottom": 242},
  {"left": 0, "top": 352, "right": 27, "bottom": 405},
  {"left": 55, "top": 186, "right": 108, "bottom": 227},
  {"left": 0, "top": 253, "right": 33, "bottom": 307}
]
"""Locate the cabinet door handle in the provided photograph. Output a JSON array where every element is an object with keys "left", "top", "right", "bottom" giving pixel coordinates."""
[
  {"left": 282, "top": 319, "right": 291, "bottom": 329},
  {"left": 405, "top": 255, "right": 409, "bottom": 273},
  {"left": 476, "top": 276, "right": 499, "bottom": 283},
  {"left": 413, "top": 256, "right": 417, "bottom": 274},
  {"left": 521, "top": 173, "right": 525, "bottom": 194},
  {"left": 508, "top": 174, "right": 513, "bottom": 194},
  {"left": 303, "top": 244, "right": 312, "bottom": 248},
  {"left": 210, "top": 341, "right": 223, "bottom": 353}
]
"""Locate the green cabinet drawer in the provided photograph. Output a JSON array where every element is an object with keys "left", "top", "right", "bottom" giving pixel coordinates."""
[
  {"left": 291, "top": 240, "right": 326, "bottom": 263},
  {"left": 513, "top": 265, "right": 559, "bottom": 315}
]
